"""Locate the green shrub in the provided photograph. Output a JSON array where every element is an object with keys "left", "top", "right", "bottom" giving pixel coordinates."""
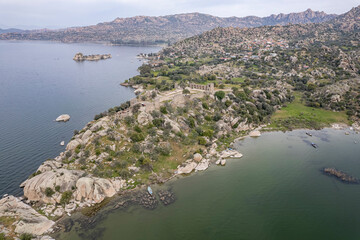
[
  {"left": 0, "top": 233, "right": 7, "bottom": 240},
  {"left": 55, "top": 185, "right": 61, "bottom": 192},
  {"left": 225, "top": 100, "right": 232, "bottom": 107},
  {"left": 134, "top": 125, "right": 142, "bottom": 133},
  {"left": 198, "top": 137, "right": 207, "bottom": 145},
  {"left": 95, "top": 149, "right": 101, "bottom": 156},
  {"left": 60, "top": 191, "right": 72, "bottom": 205},
  {"left": 20, "top": 233, "right": 33, "bottom": 240},
  {"left": 215, "top": 91, "right": 225, "bottom": 100},
  {"left": 152, "top": 118, "right": 164, "bottom": 128},
  {"left": 183, "top": 89, "right": 190, "bottom": 94},
  {"left": 160, "top": 106, "right": 168, "bottom": 114},
  {"left": 202, "top": 102, "right": 209, "bottom": 109},
  {"left": 130, "top": 132, "right": 145, "bottom": 142},
  {"left": 45, "top": 187, "right": 55, "bottom": 197}
]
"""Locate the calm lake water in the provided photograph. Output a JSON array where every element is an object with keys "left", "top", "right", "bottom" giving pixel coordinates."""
[
  {"left": 57, "top": 129, "right": 360, "bottom": 240},
  {"left": 0, "top": 41, "right": 160, "bottom": 196}
]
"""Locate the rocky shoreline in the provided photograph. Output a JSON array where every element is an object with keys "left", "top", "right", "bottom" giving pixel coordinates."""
[
  {"left": 0, "top": 86, "right": 248, "bottom": 239},
  {"left": 2, "top": 81, "right": 359, "bottom": 239}
]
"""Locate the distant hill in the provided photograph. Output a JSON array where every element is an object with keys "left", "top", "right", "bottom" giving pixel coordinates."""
[
  {"left": 0, "top": 9, "right": 337, "bottom": 44},
  {"left": 0, "top": 28, "right": 25, "bottom": 34}
]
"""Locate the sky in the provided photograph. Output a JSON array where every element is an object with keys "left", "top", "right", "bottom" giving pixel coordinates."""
[{"left": 0, "top": 0, "right": 359, "bottom": 29}]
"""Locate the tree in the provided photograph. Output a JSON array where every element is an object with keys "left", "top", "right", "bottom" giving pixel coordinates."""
[
  {"left": 215, "top": 91, "right": 225, "bottom": 101},
  {"left": 138, "top": 64, "right": 151, "bottom": 76}
]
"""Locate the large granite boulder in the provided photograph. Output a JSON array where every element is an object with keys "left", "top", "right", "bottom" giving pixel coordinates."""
[
  {"left": 22, "top": 169, "right": 83, "bottom": 203},
  {"left": 74, "top": 177, "right": 117, "bottom": 203},
  {"left": 66, "top": 139, "right": 83, "bottom": 151}
]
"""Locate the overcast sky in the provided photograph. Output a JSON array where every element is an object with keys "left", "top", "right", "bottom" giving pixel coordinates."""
[{"left": 0, "top": 0, "right": 358, "bottom": 29}]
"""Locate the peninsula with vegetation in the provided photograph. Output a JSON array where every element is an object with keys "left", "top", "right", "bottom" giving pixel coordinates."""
[{"left": 1, "top": 5, "right": 360, "bottom": 240}]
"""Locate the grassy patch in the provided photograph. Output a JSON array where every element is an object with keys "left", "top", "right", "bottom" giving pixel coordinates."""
[{"left": 269, "top": 92, "right": 349, "bottom": 130}]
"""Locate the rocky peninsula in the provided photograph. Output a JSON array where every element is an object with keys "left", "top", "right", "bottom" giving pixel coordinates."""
[
  {"left": 0, "top": 85, "right": 253, "bottom": 239},
  {"left": 73, "top": 53, "right": 111, "bottom": 62}
]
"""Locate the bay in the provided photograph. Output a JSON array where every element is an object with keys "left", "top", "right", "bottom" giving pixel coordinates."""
[
  {"left": 0, "top": 41, "right": 160, "bottom": 196},
  {"left": 57, "top": 129, "right": 360, "bottom": 240}
]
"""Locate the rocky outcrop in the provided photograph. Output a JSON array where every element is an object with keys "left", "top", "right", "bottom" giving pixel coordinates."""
[
  {"left": 55, "top": 114, "right": 70, "bottom": 122},
  {"left": 0, "top": 195, "right": 55, "bottom": 235},
  {"left": 73, "top": 53, "right": 111, "bottom": 61},
  {"left": 66, "top": 139, "right": 83, "bottom": 151},
  {"left": 176, "top": 161, "right": 197, "bottom": 174},
  {"left": 74, "top": 177, "right": 120, "bottom": 203},
  {"left": 22, "top": 169, "right": 84, "bottom": 203},
  {"left": 249, "top": 130, "right": 261, "bottom": 137}
]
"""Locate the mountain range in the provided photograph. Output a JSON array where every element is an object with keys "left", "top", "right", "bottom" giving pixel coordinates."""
[{"left": 0, "top": 9, "right": 337, "bottom": 44}]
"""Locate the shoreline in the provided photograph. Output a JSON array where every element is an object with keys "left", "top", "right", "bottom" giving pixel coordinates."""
[{"left": 1, "top": 82, "right": 359, "bottom": 238}]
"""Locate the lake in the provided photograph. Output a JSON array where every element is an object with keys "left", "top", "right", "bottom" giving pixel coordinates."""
[
  {"left": 0, "top": 41, "right": 160, "bottom": 196},
  {"left": 56, "top": 128, "right": 360, "bottom": 240}
]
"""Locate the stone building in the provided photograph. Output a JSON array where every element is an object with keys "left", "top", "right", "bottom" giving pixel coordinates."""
[{"left": 189, "top": 83, "right": 215, "bottom": 93}]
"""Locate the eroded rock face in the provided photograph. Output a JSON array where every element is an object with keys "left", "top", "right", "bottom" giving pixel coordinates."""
[
  {"left": 74, "top": 177, "right": 117, "bottom": 203},
  {"left": 66, "top": 139, "right": 83, "bottom": 151},
  {"left": 177, "top": 162, "right": 197, "bottom": 174},
  {"left": 137, "top": 111, "right": 153, "bottom": 125},
  {"left": 22, "top": 169, "right": 83, "bottom": 203},
  {"left": 0, "top": 195, "right": 55, "bottom": 235}
]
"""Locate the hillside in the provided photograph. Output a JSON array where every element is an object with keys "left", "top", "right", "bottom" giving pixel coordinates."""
[
  {"left": 0, "top": 9, "right": 336, "bottom": 44},
  {"left": 135, "top": 5, "right": 360, "bottom": 124}
]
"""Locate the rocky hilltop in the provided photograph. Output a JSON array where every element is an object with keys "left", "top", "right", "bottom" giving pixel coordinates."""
[{"left": 0, "top": 9, "right": 336, "bottom": 44}]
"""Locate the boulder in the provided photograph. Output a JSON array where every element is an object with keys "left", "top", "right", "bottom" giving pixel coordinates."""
[
  {"left": 249, "top": 130, "right": 261, "bottom": 137},
  {"left": 66, "top": 139, "right": 83, "bottom": 151},
  {"left": 36, "top": 160, "right": 63, "bottom": 173},
  {"left": 164, "top": 117, "right": 181, "bottom": 133},
  {"left": 22, "top": 169, "right": 83, "bottom": 203},
  {"left": 195, "top": 160, "right": 209, "bottom": 172},
  {"left": 177, "top": 162, "right": 197, "bottom": 174},
  {"left": 0, "top": 195, "right": 55, "bottom": 235},
  {"left": 220, "top": 160, "right": 227, "bottom": 166},
  {"left": 193, "top": 153, "right": 203, "bottom": 162},
  {"left": 81, "top": 130, "right": 93, "bottom": 143},
  {"left": 74, "top": 177, "right": 117, "bottom": 203},
  {"left": 55, "top": 114, "right": 70, "bottom": 122}
]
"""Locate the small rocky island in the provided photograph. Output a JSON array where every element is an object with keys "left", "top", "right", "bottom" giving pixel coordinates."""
[
  {"left": 323, "top": 168, "right": 359, "bottom": 184},
  {"left": 73, "top": 52, "right": 111, "bottom": 61}
]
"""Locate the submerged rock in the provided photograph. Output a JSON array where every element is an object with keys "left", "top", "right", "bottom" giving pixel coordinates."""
[
  {"left": 323, "top": 168, "right": 359, "bottom": 183},
  {"left": 157, "top": 190, "right": 176, "bottom": 206}
]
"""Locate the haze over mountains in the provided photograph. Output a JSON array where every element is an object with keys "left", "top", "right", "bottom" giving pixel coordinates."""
[{"left": 0, "top": 9, "right": 337, "bottom": 44}]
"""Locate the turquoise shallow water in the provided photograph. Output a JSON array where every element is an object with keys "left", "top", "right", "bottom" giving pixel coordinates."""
[
  {"left": 0, "top": 41, "right": 160, "bottom": 196},
  {"left": 58, "top": 128, "right": 360, "bottom": 240}
]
